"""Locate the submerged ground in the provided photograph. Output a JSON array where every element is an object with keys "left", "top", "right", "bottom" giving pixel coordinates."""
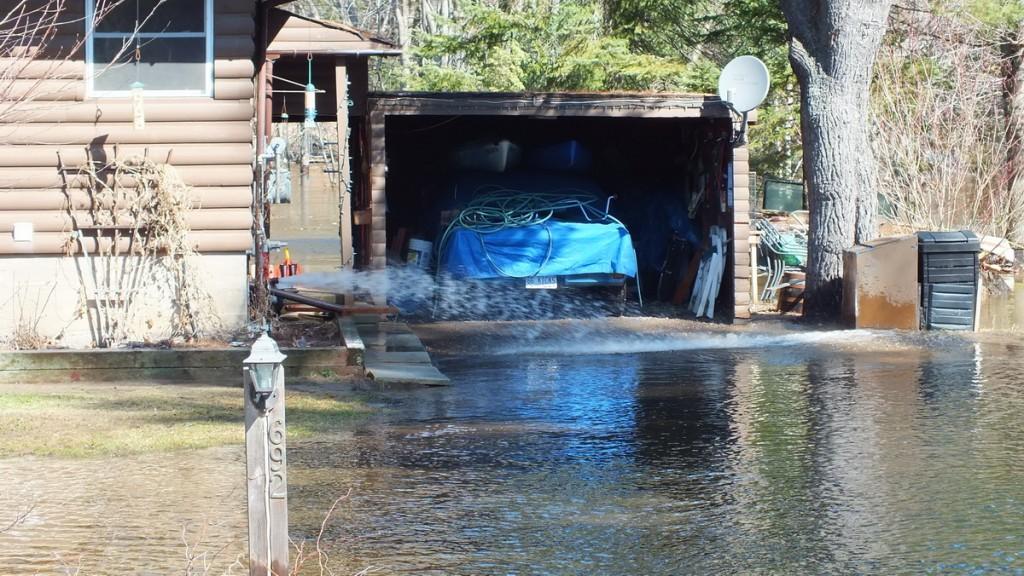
[{"left": 2, "top": 319, "right": 1024, "bottom": 574}]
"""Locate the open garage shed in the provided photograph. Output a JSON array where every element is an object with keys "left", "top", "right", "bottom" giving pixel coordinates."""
[{"left": 359, "top": 92, "right": 754, "bottom": 322}]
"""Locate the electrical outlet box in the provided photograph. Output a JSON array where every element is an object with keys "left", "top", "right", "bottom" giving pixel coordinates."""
[{"left": 12, "top": 222, "right": 33, "bottom": 243}]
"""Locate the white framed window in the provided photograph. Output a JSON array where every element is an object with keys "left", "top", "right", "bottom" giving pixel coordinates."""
[{"left": 85, "top": 0, "right": 214, "bottom": 97}]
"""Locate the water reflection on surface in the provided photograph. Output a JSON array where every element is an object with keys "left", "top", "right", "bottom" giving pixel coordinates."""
[{"left": 4, "top": 329, "right": 1024, "bottom": 574}]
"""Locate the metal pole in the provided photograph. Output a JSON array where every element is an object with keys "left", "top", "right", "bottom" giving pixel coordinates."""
[{"left": 244, "top": 337, "right": 289, "bottom": 575}]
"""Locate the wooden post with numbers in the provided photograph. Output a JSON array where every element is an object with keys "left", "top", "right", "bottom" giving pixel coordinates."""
[{"left": 244, "top": 356, "right": 289, "bottom": 575}]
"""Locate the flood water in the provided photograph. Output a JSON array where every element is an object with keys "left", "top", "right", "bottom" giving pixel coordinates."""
[
  {"left": 269, "top": 166, "right": 342, "bottom": 273},
  {"left": 4, "top": 324, "right": 1024, "bottom": 574}
]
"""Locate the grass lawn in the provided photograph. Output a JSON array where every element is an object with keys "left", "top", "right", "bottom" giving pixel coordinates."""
[{"left": 0, "top": 383, "right": 372, "bottom": 458}]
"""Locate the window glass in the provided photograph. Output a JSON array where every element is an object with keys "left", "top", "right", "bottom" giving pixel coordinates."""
[
  {"left": 95, "top": 0, "right": 205, "bottom": 34},
  {"left": 93, "top": 37, "right": 206, "bottom": 91},
  {"left": 89, "top": 0, "right": 209, "bottom": 94}
]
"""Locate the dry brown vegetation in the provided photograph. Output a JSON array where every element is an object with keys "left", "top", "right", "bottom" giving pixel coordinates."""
[
  {"left": 873, "top": 5, "right": 1024, "bottom": 243},
  {"left": 63, "top": 156, "right": 222, "bottom": 346}
]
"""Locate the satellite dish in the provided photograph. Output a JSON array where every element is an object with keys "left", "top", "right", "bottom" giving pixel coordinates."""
[{"left": 718, "top": 56, "right": 770, "bottom": 113}]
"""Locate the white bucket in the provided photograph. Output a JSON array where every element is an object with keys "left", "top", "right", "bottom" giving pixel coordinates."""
[{"left": 407, "top": 238, "right": 433, "bottom": 269}]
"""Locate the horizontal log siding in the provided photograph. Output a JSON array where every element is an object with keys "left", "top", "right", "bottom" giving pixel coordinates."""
[
  {"left": 0, "top": 0, "right": 256, "bottom": 256},
  {"left": 732, "top": 145, "right": 752, "bottom": 320}
]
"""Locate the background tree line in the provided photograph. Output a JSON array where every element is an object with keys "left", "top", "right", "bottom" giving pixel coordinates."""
[{"left": 286, "top": 0, "right": 1024, "bottom": 315}]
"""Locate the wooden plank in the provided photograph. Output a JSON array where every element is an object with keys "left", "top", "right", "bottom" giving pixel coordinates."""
[
  {"left": 365, "top": 363, "right": 450, "bottom": 386},
  {"left": 0, "top": 121, "right": 253, "bottom": 145},
  {"left": 337, "top": 317, "right": 365, "bottom": 367},
  {"left": 0, "top": 187, "right": 252, "bottom": 210},
  {"left": 385, "top": 333, "right": 424, "bottom": 350},
  {"left": 734, "top": 252, "right": 751, "bottom": 267},
  {"left": 672, "top": 250, "right": 703, "bottom": 306},
  {"left": 0, "top": 229, "right": 251, "bottom": 255},
  {"left": 0, "top": 164, "right": 253, "bottom": 189},
  {"left": 348, "top": 57, "right": 369, "bottom": 115},
  {"left": 266, "top": 41, "right": 399, "bottom": 54},
  {"left": 0, "top": 143, "right": 253, "bottom": 167},
  {"left": 733, "top": 147, "right": 749, "bottom": 162},
  {"left": 271, "top": 27, "right": 371, "bottom": 44},
  {"left": 364, "top": 350, "right": 432, "bottom": 364},
  {"left": 215, "top": 58, "right": 256, "bottom": 79},
  {"left": 0, "top": 208, "right": 252, "bottom": 232},
  {"left": 735, "top": 292, "right": 751, "bottom": 305},
  {"left": 214, "top": 77, "right": 255, "bottom": 100},
  {"left": 0, "top": 59, "right": 83, "bottom": 80},
  {"left": 2, "top": 99, "right": 254, "bottom": 123},
  {"left": 336, "top": 60, "right": 354, "bottom": 271},
  {"left": 377, "top": 322, "right": 414, "bottom": 334},
  {"left": 3, "top": 79, "right": 84, "bottom": 101}
]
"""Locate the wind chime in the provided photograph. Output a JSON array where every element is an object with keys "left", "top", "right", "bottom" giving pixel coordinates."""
[{"left": 130, "top": 0, "right": 145, "bottom": 130}]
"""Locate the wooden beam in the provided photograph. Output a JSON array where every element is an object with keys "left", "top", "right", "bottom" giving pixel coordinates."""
[{"left": 336, "top": 59, "right": 354, "bottom": 274}]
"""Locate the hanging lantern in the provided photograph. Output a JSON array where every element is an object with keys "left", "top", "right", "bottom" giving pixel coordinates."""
[{"left": 131, "top": 81, "right": 145, "bottom": 130}]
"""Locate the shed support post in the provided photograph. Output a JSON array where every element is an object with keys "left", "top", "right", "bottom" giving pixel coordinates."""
[
  {"left": 732, "top": 144, "right": 753, "bottom": 321},
  {"left": 368, "top": 108, "right": 387, "bottom": 270},
  {"left": 336, "top": 58, "right": 354, "bottom": 282}
]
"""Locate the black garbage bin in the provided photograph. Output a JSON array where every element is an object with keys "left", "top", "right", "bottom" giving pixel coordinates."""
[{"left": 917, "top": 231, "right": 980, "bottom": 330}]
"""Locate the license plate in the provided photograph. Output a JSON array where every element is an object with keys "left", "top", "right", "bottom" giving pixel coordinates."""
[{"left": 525, "top": 276, "right": 558, "bottom": 289}]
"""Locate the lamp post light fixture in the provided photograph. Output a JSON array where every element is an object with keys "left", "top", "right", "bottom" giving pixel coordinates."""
[{"left": 243, "top": 332, "right": 287, "bottom": 411}]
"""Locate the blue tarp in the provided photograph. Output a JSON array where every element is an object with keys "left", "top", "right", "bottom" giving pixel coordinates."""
[{"left": 441, "top": 221, "right": 639, "bottom": 279}]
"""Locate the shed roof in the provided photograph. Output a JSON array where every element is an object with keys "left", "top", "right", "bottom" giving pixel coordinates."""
[
  {"left": 368, "top": 92, "right": 735, "bottom": 119},
  {"left": 266, "top": 8, "right": 401, "bottom": 56}
]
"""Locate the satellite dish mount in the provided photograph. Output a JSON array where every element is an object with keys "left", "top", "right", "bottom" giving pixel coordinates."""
[{"left": 717, "top": 55, "right": 771, "bottom": 147}]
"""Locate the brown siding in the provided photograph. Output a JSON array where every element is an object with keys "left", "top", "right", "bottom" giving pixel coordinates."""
[{"left": 0, "top": 0, "right": 256, "bottom": 255}]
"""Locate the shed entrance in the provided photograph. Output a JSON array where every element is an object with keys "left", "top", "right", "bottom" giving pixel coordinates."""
[{"left": 362, "top": 93, "right": 751, "bottom": 321}]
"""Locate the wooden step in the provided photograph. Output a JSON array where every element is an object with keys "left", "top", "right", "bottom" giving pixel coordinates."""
[{"left": 365, "top": 363, "right": 450, "bottom": 386}]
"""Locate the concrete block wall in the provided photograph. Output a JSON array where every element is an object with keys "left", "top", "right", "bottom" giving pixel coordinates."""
[{"left": 0, "top": 253, "right": 248, "bottom": 348}]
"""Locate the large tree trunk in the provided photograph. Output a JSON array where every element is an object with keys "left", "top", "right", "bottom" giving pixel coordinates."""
[
  {"left": 781, "top": 0, "right": 891, "bottom": 318},
  {"left": 1001, "top": 24, "right": 1024, "bottom": 242}
]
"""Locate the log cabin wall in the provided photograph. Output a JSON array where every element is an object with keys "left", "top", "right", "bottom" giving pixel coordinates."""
[{"left": 0, "top": 0, "right": 257, "bottom": 346}]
